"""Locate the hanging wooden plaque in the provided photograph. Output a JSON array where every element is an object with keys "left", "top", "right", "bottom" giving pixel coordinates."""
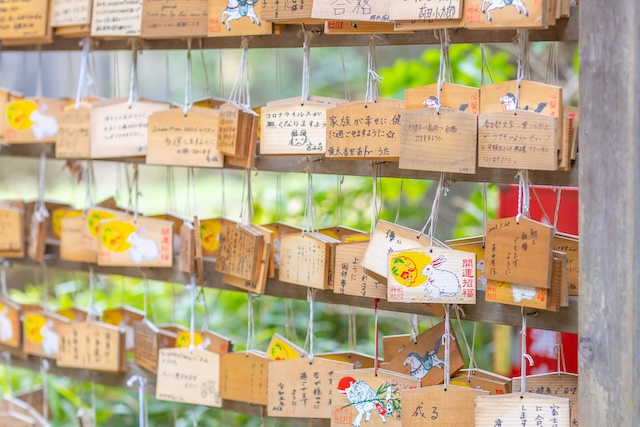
[
  {"left": 193, "top": 216, "right": 206, "bottom": 284},
  {"left": 0, "top": 0, "right": 49, "bottom": 38},
  {"left": 57, "top": 322, "right": 126, "bottom": 372},
  {"left": 22, "top": 311, "right": 70, "bottom": 359},
  {"left": 215, "top": 219, "right": 264, "bottom": 281},
  {"left": 312, "top": 0, "right": 392, "bottom": 22},
  {"left": 326, "top": 101, "right": 404, "bottom": 160},
  {"left": 445, "top": 237, "right": 488, "bottom": 290},
  {"left": 399, "top": 107, "right": 478, "bottom": 174},
  {"left": 133, "top": 319, "right": 177, "bottom": 373},
  {"left": 361, "top": 220, "right": 428, "bottom": 284},
  {"left": 512, "top": 373, "right": 578, "bottom": 427},
  {"left": 156, "top": 348, "right": 222, "bottom": 407},
  {"left": 179, "top": 222, "right": 195, "bottom": 274},
  {"left": 0, "top": 299, "right": 21, "bottom": 348},
  {"left": 480, "top": 81, "right": 562, "bottom": 118},
  {"left": 464, "top": 0, "right": 548, "bottom": 29},
  {"left": 548, "top": 251, "right": 567, "bottom": 311},
  {"left": 485, "top": 280, "right": 548, "bottom": 309},
  {"left": 54, "top": 24, "right": 91, "bottom": 36},
  {"left": 208, "top": 0, "right": 273, "bottom": 36},
  {"left": 199, "top": 217, "right": 222, "bottom": 258},
  {"left": 279, "top": 232, "right": 331, "bottom": 290},
  {"left": 331, "top": 368, "right": 420, "bottom": 427},
  {"left": 141, "top": 0, "right": 208, "bottom": 38},
  {"left": 224, "top": 109, "right": 259, "bottom": 169},
  {"left": 146, "top": 107, "right": 224, "bottom": 167},
  {"left": 60, "top": 215, "right": 96, "bottom": 263},
  {"left": 56, "top": 307, "right": 89, "bottom": 322},
  {"left": 223, "top": 224, "right": 273, "bottom": 293},
  {"left": 401, "top": 385, "right": 489, "bottom": 427},
  {"left": 554, "top": 233, "right": 578, "bottom": 296},
  {"left": 387, "top": 247, "right": 476, "bottom": 304},
  {"left": 389, "top": 0, "right": 461, "bottom": 21},
  {"left": 102, "top": 307, "right": 145, "bottom": 351},
  {"left": 268, "top": 356, "right": 351, "bottom": 418},
  {"left": 393, "top": 15, "right": 465, "bottom": 31},
  {"left": 325, "top": 20, "right": 403, "bottom": 34},
  {"left": 383, "top": 334, "right": 413, "bottom": 362},
  {"left": 319, "top": 226, "right": 367, "bottom": 241},
  {"left": 174, "top": 329, "right": 232, "bottom": 354},
  {"left": 475, "top": 393, "right": 570, "bottom": 427},
  {"left": 51, "top": 0, "right": 92, "bottom": 26},
  {"left": 27, "top": 211, "right": 47, "bottom": 263},
  {"left": 216, "top": 103, "right": 256, "bottom": 158},
  {"left": 334, "top": 240, "right": 387, "bottom": 299},
  {"left": 485, "top": 217, "right": 555, "bottom": 288},
  {"left": 0, "top": 205, "right": 24, "bottom": 253},
  {"left": 386, "top": 321, "right": 464, "bottom": 387},
  {"left": 450, "top": 368, "right": 512, "bottom": 395},
  {"left": 89, "top": 98, "right": 170, "bottom": 158},
  {"left": 97, "top": 217, "right": 174, "bottom": 267},
  {"left": 261, "top": 222, "right": 302, "bottom": 276},
  {"left": 5, "top": 98, "right": 68, "bottom": 144},
  {"left": 404, "top": 82, "right": 479, "bottom": 113},
  {"left": 260, "top": 0, "right": 316, "bottom": 23},
  {"left": 56, "top": 104, "right": 91, "bottom": 156},
  {"left": 220, "top": 351, "right": 269, "bottom": 405},
  {"left": 49, "top": 205, "right": 76, "bottom": 242},
  {"left": 267, "top": 333, "right": 305, "bottom": 360},
  {"left": 0, "top": 88, "right": 23, "bottom": 139},
  {"left": 91, "top": 0, "right": 143, "bottom": 36}
]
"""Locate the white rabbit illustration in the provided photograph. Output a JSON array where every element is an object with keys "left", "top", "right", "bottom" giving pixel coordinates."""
[
  {"left": 422, "top": 256, "right": 461, "bottom": 300},
  {"left": 511, "top": 284, "right": 537, "bottom": 303},
  {"left": 0, "top": 306, "right": 14, "bottom": 342},
  {"left": 197, "top": 337, "right": 212, "bottom": 351},
  {"left": 29, "top": 104, "right": 58, "bottom": 140},
  {"left": 118, "top": 320, "right": 135, "bottom": 350},
  {"left": 477, "top": 259, "right": 487, "bottom": 289},
  {"left": 41, "top": 320, "right": 59, "bottom": 355},
  {"left": 127, "top": 226, "right": 160, "bottom": 264}
]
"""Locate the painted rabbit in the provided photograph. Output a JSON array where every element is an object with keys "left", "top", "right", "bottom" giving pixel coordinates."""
[
  {"left": 422, "top": 256, "right": 461, "bottom": 300},
  {"left": 127, "top": 226, "right": 160, "bottom": 264}
]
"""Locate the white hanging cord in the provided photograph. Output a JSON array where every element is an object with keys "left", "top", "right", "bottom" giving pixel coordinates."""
[
  {"left": 453, "top": 306, "right": 478, "bottom": 374},
  {"left": 284, "top": 299, "right": 298, "bottom": 344},
  {"left": 468, "top": 322, "right": 478, "bottom": 381},
  {"left": 217, "top": 50, "right": 224, "bottom": 98},
  {"left": 127, "top": 39, "right": 140, "bottom": 107},
  {"left": 480, "top": 44, "right": 495, "bottom": 86},
  {"left": 530, "top": 184, "right": 552, "bottom": 225},
  {"left": 545, "top": 42, "right": 559, "bottom": 86},
  {"left": 554, "top": 332, "right": 567, "bottom": 374},
  {"left": 75, "top": 37, "right": 94, "bottom": 110},
  {"left": 36, "top": 47, "right": 43, "bottom": 99},
  {"left": 40, "top": 359, "right": 50, "bottom": 421},
  {"left": 435, "top": 29, "right": 452, "bottom": 112},
  {"left": 165, "top": 52, "right": 171, "bottom": 102},
  {"left": 113, "top": 51, "right": 121, "bottom": 99},
  {"left": 299, "top": 25, "right": 315, "bottom": 105},
  {"left": 553, "top": 187, "right": 563, "bottom": 228},
  {"left": 35, "top": 149, "right": 49, "bottom": 227},
  {"left": 183, "top": 39, "right": 194, "bottom": 116},
  {"left": 189, "top": 167, "right": 199, "bottom": 220},
  {"left": 347, "top": 306, "right": 357, "bottom": 352},
  {"left": 442, "top": 305, "right": 454, "bottom": 389},
  {"left": 238, "top": 168, "right": 254, "bottom": 226},
  {"left": 395, "top": 179, "right": 404, "bottom": 224},
  {"left": 228, "top": 38, "right": 250, "bottom": 108},
  {"left": 220, "top": 169, "right": 227, "bottom": 218},
  {"left": 303, "top": 288, "right": 317, "bottom": 363},
  {"left": 515, "top": 170, "right": 531, "bottom": 223},
  {"left": 246, "top": 293, "right": 256, "bottom": 353},
  {"left": 520, "top": 307, "right": 535, "bottom": 396},
  {"left": 340, "top": 48, "right": 351, "bottom": 101},
  {"left": 132, "top": 164, "right": 140, "bottom": 223},
  {"left": 482, "top": 183, "right": 488, "bottom": 247},
  {"left": 514, "top": 30, "right": 531, "bottom": 110},
  {"left": 198, "top": 286, "right": 210, "bottom": 333},
  {"left": 275, "top": 172, "right": 282, "bottom": 222},
  {"left": 126, "top": 375, "right": 147, "bottom": 427},
  {"left": 364, "top": 35, "right": 382, "bottom": 105},
  {"left": 409, "top": 314, "right": 419, "bottom": 344},
  {"left": 337, "top": 175, "right": 344, "bottom": 226},
  {"left": 86, "top": 267, "right": 97, "bottom": 323},
  {"left": 166, "top": 167, "right": 177, "bottom": 214},
  {"left": 419, "top": 174, "right": 448, "bottom": 250},
  {"left": 369, "top": 163, "right": 381, "bottom": 236},
  {"left": 302, "top": 161, "right": 317, "bottom": 234},
  {"left": 198, "top": 39, "right": 213, "bottom": 99},
  {"left": 188, "top": 274, "right": 197, "bottom": 352}
]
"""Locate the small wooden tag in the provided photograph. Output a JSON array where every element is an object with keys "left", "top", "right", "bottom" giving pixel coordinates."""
[
  {"left": 22, "top": 311, "right": 70, "bottom": 359},
  {"left": 141, "top": 0, "right": 208, "bottom": 38},
  {"left": 208, "top": 0, "right": 273, "bottom": 36},
  {"left": 331, "top": 368, "right": 420, "bottom": 427},
  {"left": 57, "top": 321, "right": 125, "bottom": 372},
  {"left": 51, "top": 0, "right": 92, "bottom": 26},
  {"left": 0, "top": 204, "right": 24, "bottom": 253},
  {"left": 193, "top": 216, "right": 206, "bottom": 284},
  {"left": 215, "top": 219, "right": 264, "bottom": 281},
  {"left": 485, "top": 281, "right": 548, "bottom": 309},
  {"left": 481, "top": 81, "right": 562, "bottom": 118},
  {"left": 261, "top": 222, "right": 302, "bottom": 277},
  {"left": 475, "top": 393, "right": 570, "bottom": 427},
  {"left": 554, "top": 233, "right": 578, "bottom": 296},
  {"left": 325, "top": 20, "right": 403, "bottom": 34},
  {"left": 513, "top": 373, "right": 578, "bottom": 427},
  {"left": 156, "top": 348, "right": 222, "bottom": 407},
  {"left": 133, "top": 319, "right": 177, "bottom": 373},
  {"left": 5, "top": 98, "right": 68, "bottom": 144},
  {"left": 174, "top": 329, "right": 232, "bottom": 355},
  {"left": 386, "top": 321, "right": 465, "bottom": 387},
  {"left": 326, "top": 100, "right": 404, "bottom": 160},
  {"left": 60, "top": 214, "right": 97, "bottom": 263},
  {"left": 89, "top": 98, "right": 170, "bottom": 158},
  {"left": 361, "top": 220, "right": 428, "bottom": 284},
  {"left": 224, "top": 110, "right": 259, "bottom": 169},
  {"left": 387, "top": 247, "right": 476, "bottom": 304},
  {"left": 463, "top": 0, "right": 548, "bottom": 29},
  {"left": 0, "top": 88, "right": 23, "bottom": 139},
  {"left": 220, "top": 351, "right": 269, "bottom": 405},
  {"left": 279, "top": 232, "right": 331, "bottom": 290},
  {"left": 404, "top": 82, "right": 479, "bottom": 113},
  {"left": 91, "top": 0, "right": 143, "bottom": 36},
  {"left": 312, "top": 0, "right": 392, "bottom": 22},
  {"left": 334, "top": 240, "right": 387, "bottom": 299},
  {"left": 0, "top": 299, "right": 21, "bottom": 348},
  {"left": 401, "top": 385, "right": 489, "bottom": 426},
  {"left": 450, "top": 369, "right": 512, "bottom": 395},
  {"left": 0, "top": 0, "right": 49, "bottom": 38},
  {"left": 268, "top": 356, "right": 352, "bottom": 418},
  {"left": 97, "top": 217, "right": 173, "bottom": 267},
  {"left": 27, "top": 212, "right": 47, "bottom": 263},
  {"left": 102, "top": 307, "right": 145, "bottom": 350},
  {"left": 55, "top": 103, "right": 92, "bottom": 158},
  {"left": 389, "top": 0, "right": 462, "bottom": 21},
  {"left": 485, "top": 217, "right": 555, "bottom": 288},
  {"left": 267, "top": 333, "right": 305, "bottom": 361},
  {"left": 179, "top": 222, "right": 195, "bottom": 274},
  {"left": 146, "top": 107, "right": 223, "bottom": 167},
  {"left": 198, "top": 217, "right": 222, "bottom": 258}
]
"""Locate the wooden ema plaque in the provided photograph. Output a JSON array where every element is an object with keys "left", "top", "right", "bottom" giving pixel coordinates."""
[
  {"left": 51, "top": 0, "right": 91, "bottom": 26},
  {"left": 220, "top": 351, "right": 269, "bottom": 405},
  {"left": 450, "top": 368, "right": 512, "bottom": 395},
  {"left": 404, "top": 82, "right": 479, "bottom": 113},
  {"left": 156, "top": 348, "right": 222, "bottom": 407},
  {"left": 383, "top": 334, "right": 413, "bottom": 362},
  {"left": 102, "top": 307, "right": 145, "bottom": 351},
  {"left": 0, "top": 299, "right": 21, "bottom": 348},
  {"left": 57, "top": 307, "right": 89, "bottom": 322},
  {"left": 91, "top": 0, "right": 142, "bottom": 36},
  {"left": 174, "top": 329, "right": 232, "bottom": 354},
  {"left": 390, "top": 0, "right": 461, "bottom": 21},
  {"left": 24, "top": 201, "right": 71, "bottom": 243},
  {"left": 319, "top": 225, "right": 368, "bottom": 242},
  {"left": 224, "top": 224, "right": 272, "bottom": 293},
  {"left": 225, "top": 109, "right": 259, "bottom": 169},
  {"left": 331, "top": 368, "right": 420, "bottom": 427},
  {"left": 513, "top": 373, "right": 579, "bottom": 427},
  {"left": 464, "top": 0, "right": 548, "bottom": 29},
  {"left": 57, "top": 322, "right": 126, "bottom": 372},
  {"left": 260, "top": 102, "right": 336, "bottom": 156},
  {"left": 445, "top": 237, "right": 488, "bottom": 290},
  {"left": 97, "top": 217, "right": 173, "bottom": 267},
  {"left": 54, "top": 24, "right": 91, "bottom": 36},
  {"left": 215, "top": 219, "right": 264, "bottom": 281},
  {"left": 208, "top": 0, "right": 273, "bottom": 36},
  {"left": 361, "top": 220, "right": 428, "bottom": 284},
  {"left": 56, "top": 104, "right": 90, "bottom": 158},
  {"left": 89, "top": 98, "right": 170, "bottom": 158},
  {"left": 261, "top": 222, "right": 302, "bottom": 276},
  {"left": 261, "top": 0, "right": 316, "bottom": 23},
  {"left": 0, "top": 0, "right": 49, "bottom": 38},
  {"left": 141, "top": 0, "right": 208, "bottom": 38},
  {"left": 475, "top": 393, "right": 570, "bottom": 427},
  {"left": 334, "top": 240, "right": 386, "bottom": 299},
  {"left": 485, "top": 217, "right": 555, "bottom": 288},
  {"left": 268, "top": 356, "right": 351, "bottom": 418},
  {"left": 485, "top": 280, "right": 548, "bottom": 309},
  {"left": 400, "top": 107, "right": 478, "bottom": 174},
  {"left": 0, "top": 88, "right": 22, "bottom": 139},
  {"left": 401, "top": 385, "right": 489, "bottom": 427},
  {"left": 312, "top": 0, "right": 392, "bottom": 22},
  {"left": 480, "top": 81, "right": 562, "bottom": 118},
  {"left": 179, "top": 221, "right": 195, "bottom": 274},
  {"left": 325, "top": 100, "right": 404, "bottom": 160},
  {"left": 0, "top": 204, "right": 24, "bottom": 254},
  {"left": 267, "top": 333, "right": 305, "bottom": 361},
  {"left": 554, "top": 233, "right": 578, "bottom": 296},
  {"left": 216, "top": 103, "right": 256, "bottom": 158},
  {"left": 22, "top": 311, "right": 70, "bottom": 359},
  {"left": 324, "top": 20, "right": 402, "bottom": 35},
  {"left": 146, "top": 107, "right": 224, "bottom": 167},
  {"left": 5, "top": 98, "right": 68, "bottom": 144},
  {"left": 387, "top": 247, "right": 477, "bottom": 304},
  {"left": 199, "top": 217, "right": 222, "bottom": 258},
  {"left": 386, "top": 321, "right": 464, "bottom": 387},
  {"left": 279, "top": 232, "right": 331, "bottom": 290},
  {"left": 317, "top": 352, "right": 376, "bottom": 369},
  {"left": 133, "top": 319, "right": 177, "bottom": 373},
  {"left": 60, "top": 214, "right": 97, "bottom": 263},
  {"left": 27, "top": 211, "right": 47, "bottom": 263}
]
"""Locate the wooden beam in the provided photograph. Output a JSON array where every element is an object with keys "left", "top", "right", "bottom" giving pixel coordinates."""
[{"left": 579, "top": 1, "right": 640, "bottom": 426}]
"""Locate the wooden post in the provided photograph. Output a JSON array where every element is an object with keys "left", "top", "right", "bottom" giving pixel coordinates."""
[{"left": 579, "top": 2, "right": 640, "bottom": 425}]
